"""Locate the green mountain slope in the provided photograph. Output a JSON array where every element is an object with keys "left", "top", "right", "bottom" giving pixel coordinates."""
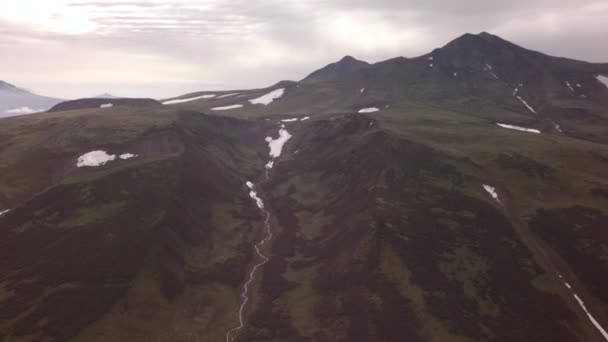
[{"left": 1, "top": 32, "right": 608, "bottom": 341}]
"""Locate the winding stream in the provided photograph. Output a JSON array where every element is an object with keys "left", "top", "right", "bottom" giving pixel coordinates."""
[{"left": 225, "top": 125, "right": 292, "bottom": 342}]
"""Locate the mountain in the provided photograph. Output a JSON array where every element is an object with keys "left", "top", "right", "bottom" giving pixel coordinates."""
[
  {"left": 0, "top": 80, "right": 63, "bottom": 117},
  {"left": 93, "top": 93, "right": 120, "bottom": 99},
  {"left": 1, "top": 32, "right": 608, "bottom": 342},
  {"left": 300, "top": 55, "right": 370, "bottom": 83},
  {"left": 48, "top": 97, "right": 163, "bottom": 112}
]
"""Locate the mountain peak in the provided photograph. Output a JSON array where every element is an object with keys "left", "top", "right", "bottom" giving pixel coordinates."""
[
  {"left": 301, "top": 55, "right": 369, "bottom": 83},
  {"left": 338, "top": 55, "right": 358, "bottom": 63}
]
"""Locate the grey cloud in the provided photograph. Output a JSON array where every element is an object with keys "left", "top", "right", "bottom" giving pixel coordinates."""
[{"left": 1, "top": 0, "right": 606, "bottom": 99}]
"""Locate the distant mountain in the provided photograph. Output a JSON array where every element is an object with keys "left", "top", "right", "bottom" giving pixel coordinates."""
[
  {"left": 48, "top": 97, "right": 163, "bottom": 112},
  {"left": 93, "top": 93, "right": 120, "bottom": 99},
  {"left": 0, "top": 81, "right": 63, "bottom": 118}
]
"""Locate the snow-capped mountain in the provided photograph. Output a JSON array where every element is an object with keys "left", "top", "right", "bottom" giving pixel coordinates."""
[{"left": 0, "top": 81, "right": 63, "bottom": 118}]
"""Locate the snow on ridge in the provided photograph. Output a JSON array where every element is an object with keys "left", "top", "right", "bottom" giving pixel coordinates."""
[
  {"left": 162, "top": 94, "right": 216, "bottom": 105},
  {"left": 249, "top": 88, "right": 285, "bottom": 105},
  {"left": 358, "top": 107, "right": 380, "bottom": 113},
  {"left": 100, "top": 103, "right": 113, "bottom": 108},
  {"left": 281, "top": 118, "right": 298, "bottom": 122},
  {"left": 597, "top": 75, "right": 608, "bottom": 88},
  {"left": 211, "top": 104, "right": 244, "bottom": 111},
  {"left": 496, "top": 123, "right": 541, "bottom": 134},
  {"left": 266, "top": 128, "right": 292, "bottom": 158},
  {"left": 217, "top": 93, "right": 239, "bottom": 98},
  {"left": 5, "top": 106, "right": 40, "bottom": 115}
]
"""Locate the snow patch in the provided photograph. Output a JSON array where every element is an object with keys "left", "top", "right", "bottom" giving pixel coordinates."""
[
  {"left": 77, "top": 150, "right": 116, "bottom": 167},
  {"left": 217, "top": 93, "right": 239, "bottom": 98},
  {"left": 281, "top": 118, "right": 299, "bottom": 122},
  {"left": 553, "top": 123, "right": 563, "bottom": 132},
  {"left": 453, "top": 72, "right": 458, "bottom": 77},
  {"left": 265, "top": 160, "right": 274, "bottom": 169},
  {"left": 0, "top": 209, "right": 9, "bottom": 216},
  {"left": 162, "top": 94, "right": 215, "bottom": 105},
  {"left": 100, "top": 103, "right": 113, "bottom": 108},
  {"left": 266, "top": 128, "right": 292, "bottom": 158},
  {"left": 358, "top": 107, "right": 380, "bottom": 113},
  {"left": 482, "top": 184, "right": 502, "bottom": 205},
  {"left": 576, "top": 83, "right": 582, "bottom": 88},
  {"left": 360, "top": 88, "right": 365, "bottom": 93},
  {"left": 428, "top": 56, "right": 434, "bottom": 61},
  {"left": 119, "top": 153, "right": 137, "bottom": 160},
  {"left": 249, "top": 88, "right": 285, "bottom": 105},
  {"left": 211, "top": 104, "right": 244, "bottom": 111},
  {"left": 496, "top": 123, "right": 541, "bottom": 134},
  {"left": 573, "top": 294, "right": 608, "bottom": 341},
  {"left": 300, "top": 116, "right": 310, "bottom": 121},
  {"left": 513, "top": 88, "right": 537, "bottom": 113},
  {"left": 5, "top": 106, "right": 40, "bottom": 114},
  {"left": 245, "top": 181, "right": 264, "bottom": 209},
  {"left": 596, "top": 75, "right": 608, "bottom": 88},
  {"left": 565, "top": 81, "right": 575, "bottom": 92},
  {"left": 429, "top": 63, "right": 434, "bottom": 67}
]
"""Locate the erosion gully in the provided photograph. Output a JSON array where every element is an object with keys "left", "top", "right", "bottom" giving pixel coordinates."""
[
  {"left": 225, "top": 123, "right": 292, "bottom": 342},
  {"left": 483, "top": 185, "right": 608, "bottom": 341}
]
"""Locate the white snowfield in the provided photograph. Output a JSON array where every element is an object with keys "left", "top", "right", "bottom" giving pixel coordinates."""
[
  {"left": 217, "top": 93, "right": 239, "bottom": 98},
  {"left": 496, "top": 123, "right": 541, "bottom": 134},
  {"left": 77, "top": 150, "right": 138, "bottom": 167},
  {"left": 0, "top": 209, "right": 9, "bottom": 216},
  {"left": 358, "top": 107, "right": 380, "bottom": 113},
  {"left": 162, "top": 94, "right": 215, "bottom": 105},
  {"left": 211, "top": 104, "right": 244, "bottom": 111},
  {"left": 265, "top": 128, "right": 292, "bottom": 158},
  {"left": 249, "top": 88, "right": 285, "bottom": 105},
  {"left": 597, "top": 75, "right": 608, "bottom": 88},
  {"left": 5, "top": 106, "right": 40, "bottom": 114},
  {"left": 100, "top": 103, "right": 113, "bottom": 108},
  {"left": 77, "top": 150, "right": 116, "bottom": 167}
]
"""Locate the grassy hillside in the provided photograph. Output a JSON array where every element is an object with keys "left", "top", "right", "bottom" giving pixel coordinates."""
[{"left": 1, "top": 32, "right": 608, "bottom": 341}]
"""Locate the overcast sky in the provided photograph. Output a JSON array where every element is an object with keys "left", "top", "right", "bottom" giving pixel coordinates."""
[{"left": 1, "top": 0, "right": 607, "bottom": 99}]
